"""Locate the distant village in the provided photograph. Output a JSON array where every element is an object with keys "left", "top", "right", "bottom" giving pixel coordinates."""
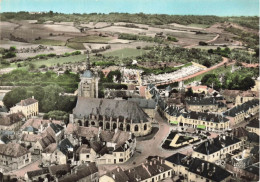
[{"left": 0, "top": 51, "right": 259, "bottom": 182}]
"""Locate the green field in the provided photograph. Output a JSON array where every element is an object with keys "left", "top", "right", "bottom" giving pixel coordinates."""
[
  {"left": 103, "top": 48, "right": 148, "bottom": 58},
  {"left": 69, "top": 36, "right": 113, "bottom": 43},
  {"left": 184, "top": 65, "right": 232, "bottom": 84},
  {"left": 66, "top": 42, "right": 85, "bottom": 50},
  {"left": 187, "top": 24, "right": 209, "bottom": 28},
  {"left": 33, "top": 39, "right": 66, "bottom": 46}
]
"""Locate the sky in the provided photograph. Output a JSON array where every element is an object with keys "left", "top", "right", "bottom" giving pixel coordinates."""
[{"left": 0, "top": 0, "right": 259, "bottom": 16}]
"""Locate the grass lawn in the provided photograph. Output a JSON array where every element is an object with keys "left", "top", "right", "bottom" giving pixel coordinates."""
[
  {"left": 103, "top": 48, "right": 148, "bottom": 58},
  {"left": 184, "top": 65, "right": 232, "bottom": 84},
  {"left": 8, "top": 54, "right": 86, "bottom": 69},
  {"left": 66, "top": 42, "right": 85, "bottom": 50},
  {"left": 69, "top": 36, "right": 113, "bottom": 43},
  {"left": 33, "top": 39, "right": 66, "bottom": 46},
  {"left": 187, "top": 23, "right": 209, "bottom": 28},
  {"left": 32, "top": 54, "right": 86, "bottom": 68}
]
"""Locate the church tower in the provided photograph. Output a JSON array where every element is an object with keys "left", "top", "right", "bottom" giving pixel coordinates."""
[{"left": 78, "top": 52, "right": 99, "bottom": 98}]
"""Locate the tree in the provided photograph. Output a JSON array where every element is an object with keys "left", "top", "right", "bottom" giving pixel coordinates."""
[
  {"left": 240, "top": 76, "right": 255, "bottom": 90},
  {"left": 3, "top": 87, "right": 28, "bottom": 109},
  {"left": 28, "top": 63, "right": 36, "bottom": 71},
  {"left": 32, "top": 86, "right": 45, "bottom": 101},
  {"left": 185, "top": 88, "right": 194, "bottom": 97},
  {"left": 41, "top": 85, "right": 64, "bottom": 112},
  {"left": 203, "top": 60, "right": 211, "bottom": 68},
  {"left": 201, "top": 74, "right": 221, "bottom": 90}
]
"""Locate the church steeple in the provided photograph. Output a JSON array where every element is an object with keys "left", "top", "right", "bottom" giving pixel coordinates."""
[{"left": 86, "top": 51, "right": 90, "bottom": 70}]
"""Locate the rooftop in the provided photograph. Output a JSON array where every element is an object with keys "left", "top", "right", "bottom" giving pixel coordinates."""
[
  {"left": 0, "top": 143, "right": 29, "bottom": 157},
  {"left": 223, "top": 99, "right": 259, "bottom": 117},
  {"left": 165, "top": 153, "right": 232, "bottom": 182},
  {"left": 73, "top": 97, "right": 149, "bottom": 123},
  {"left": 194, "top": 135, "right": 241, "bottom": 155},
  {"left": 16, "top": 97, "right": 38, "bottom": 106}
]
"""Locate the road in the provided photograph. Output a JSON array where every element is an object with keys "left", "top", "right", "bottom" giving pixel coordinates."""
[{"left": 98, "top": 111, "right": 194, "bottom": 175}]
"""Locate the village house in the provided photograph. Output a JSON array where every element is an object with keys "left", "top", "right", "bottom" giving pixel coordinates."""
[
  {"left": 220, "top": 90, "right": 241, "bottom": 103},
  {"left": 185, "top": 97, "right": 227, "bottom": 113},
  {"left": 0, "top": 113, "right": 24, "bottom": 131},
  {"left": 21, "top": 118, "right": 64, "bottom": 131},
  {"left": 66, "top": 124, "right": 136, "bottom": 165},
  {"left": 24, "top": 168, "right": 49, "bottom": 182},
  {"left": 22, "top": 126, "right": 38, "bottom": 135},
  {"left": 165, "top": 153, "right": 232, "bottom": 182},
  {"left": 163, "top": 107, "right": 230, "bottom": 131},
  {"left": 99, "top": 156, "right": 172, "bottom": 182},
  {"left": 42, "top": 138, "right": 74, "bottom": 165},
  {"left": 235, "top": 90, "right": 259, "bottom": 106},
  {"left": 245, "top": 118, "right": 260, "bottom": 135},
  {"left": 185, "top": 85, "right": 208, "bottom": 94},
  {"left": 0, "top": 143, "right": 31, "bottom": 170},
  {"left": 10, "top": 96, "right": 38, "bottom": 119},
  {"left": 59, "top": 162, "right": 99, "bottom": 182},
  {"left": 223, "top": 99, "right": 259, "bottom": 127},
  {"left": 20, "top": 133, "right": 42, "bottom": 148},
  {"left": 24, "top": 164, "right": 71, "bottom": 181},
  {"left": 30, "top": 133, "right": 56, "bottom": 154},
  {"left": 192, "top": 134, "right": 243, "bottom": 162}
]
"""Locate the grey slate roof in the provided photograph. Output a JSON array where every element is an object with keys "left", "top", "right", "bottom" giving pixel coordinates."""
[
  {"left": 0, "top": 135, "right": 10, "bottom": 144},
  {"left": 165, "top": 153, "right": 232, "bottom": 182},
  {"left": 246, "top": 118, "right": 260, "bottom": 129},
  {"left": 181, "top": 111, "right": 229, "bottom": 123},
  {"left": 73, "top": 97, "right": 149, "bottom": 123},
  {"left": 23, "top": 126, "right": 38, "bottom": 133},
  {"left": 128, "top": 98, "right": 156, "bottom": 109},
  {"left": 50, "top": 123, "right": 63, "bottom": 134},
  {"left": 223, "top": 99, "right": 259, "bottom": 117},
  {"left": 194, "top": 135, "right": 241, "bottom": 155},
  {"left": 58, "top": 138, "right": 74, "bottom": 155},
  {"left": 26, "top": 168, "right": 49, "bottom": 179},
  {"left": 186, "top": 97, "right": 219, "bottom": 105},
  {"left": 59, "top": 163, "right": 98, "bottom": 182}
]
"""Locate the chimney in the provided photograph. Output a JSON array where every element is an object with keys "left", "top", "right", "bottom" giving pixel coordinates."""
[
  {"left": 213, "top": 167, "right": 216, "bottom": 173},
  {"left": 201, "top": 163, "right": 205, "bottom": 172},
  {"left": 112, "top": 172, "right": 115, "bottom": 179},
  {"left": 21, "top": 100, "right": 24, "bottom": 106},
  {"left": 117, "top": 167, "right": 120, "bottom": 172},
  {"left": 32, "top": 96, "right": 34, "bottom": 99},
  {"left": 207, "top": 163, "right": 210, "bottom": 170}
]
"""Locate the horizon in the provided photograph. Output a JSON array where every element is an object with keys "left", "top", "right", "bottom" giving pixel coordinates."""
[{"left": 0, "top": 0, "right": 259, "bottom": 16}]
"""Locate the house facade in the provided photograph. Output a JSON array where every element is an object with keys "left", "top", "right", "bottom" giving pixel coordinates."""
[
  {"left": 165, "top": 153, "right": 232, "bottom": 182},
  {"left": 0, "top": 143, "right": 31, "bottom": 170},
  {"left": 10, "top": 96, "right": 38, "bottom": 119},
  {"left": 192, "top": 135, "right": 243, "bottom": 162}
]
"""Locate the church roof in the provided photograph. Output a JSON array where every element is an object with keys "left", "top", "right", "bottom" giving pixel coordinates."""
[
  {"left": 82, "top": 70, "right": 93, "bottom": 78},
  {"left": 73, "top": 97, "right": 149, "bottom": 123}
]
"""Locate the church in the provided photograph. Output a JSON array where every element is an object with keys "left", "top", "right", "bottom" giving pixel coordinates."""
[{"left": 70, "top": 53, "right": 152, "bottom": 137}]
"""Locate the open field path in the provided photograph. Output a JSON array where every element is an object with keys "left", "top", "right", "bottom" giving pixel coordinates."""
[{"left": 184, "top": 33, "right": 219, "bottom": 48}]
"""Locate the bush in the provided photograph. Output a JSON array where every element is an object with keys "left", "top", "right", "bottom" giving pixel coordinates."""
[{"left": 199, "top": 41, "right": 208, "bottom": 46}]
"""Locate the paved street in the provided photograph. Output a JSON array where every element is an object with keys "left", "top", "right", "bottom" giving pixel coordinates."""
[{"left": 98, "top": 111, "right": 194, "bottom": 175}]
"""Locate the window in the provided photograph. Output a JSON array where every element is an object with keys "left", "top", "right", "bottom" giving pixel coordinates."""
[
  {"left": 86, "top": 155, "right": 89, "bottom": 158},
  {"left": 119, "top": 158, "right": 124, "bottom": 162}
]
